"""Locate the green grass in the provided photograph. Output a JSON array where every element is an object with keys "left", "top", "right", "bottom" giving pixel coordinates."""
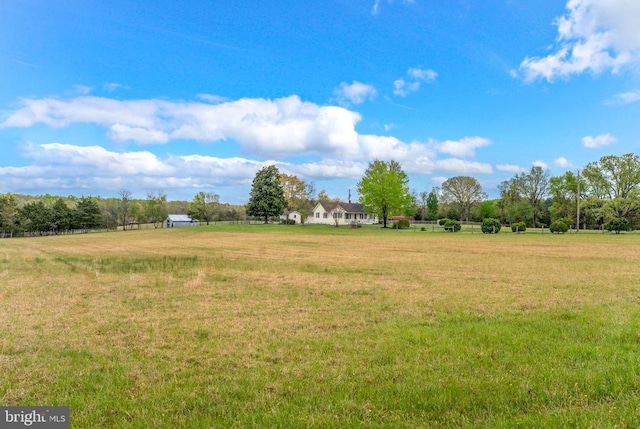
[{"left": 1, "top": 225, "right": 640, "bottom": 427}]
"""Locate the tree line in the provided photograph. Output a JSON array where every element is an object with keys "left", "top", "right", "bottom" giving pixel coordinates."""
[
  {"left": 0, "top": 191, "right": 247, "bottom": 236},
  {"left": 346, "top": 153, "right": 640, "bottom": 231},
  {"left": 411, "top": 153, "right": 640, "bottom": 231},
  {"left": 2, "top": 152, "right": 638, "bottom": 235}
]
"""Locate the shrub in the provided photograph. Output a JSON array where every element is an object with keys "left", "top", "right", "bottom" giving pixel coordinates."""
[
  {"left": 392, "top": 219, "right": 411, "bottom": 229},
  {"left": 420, "top": 226, "right": 426, "bottom": 232},
  {"left": 549, "top": 219, "right": 569, "bottom": 234},
  {"left": 481, "top": 218, "right": 501, "bottom": 234},
  {"left": 443, "top": 219, "right": 461, "bottom": 232},
  {"left": 438, "top": 218, "right": 448, "bottom": 226},
  {"left": 281, "top": 219, "right": 296, "bottom": 225},
  {"left": 604, "top": 217, "right": 629, "bottom": 234},
  {"left": 558, "top": 217, "right": 574, "bottom": 229},
  {"left": 511, "top": 221, "right": 527, "bottom": 233}
]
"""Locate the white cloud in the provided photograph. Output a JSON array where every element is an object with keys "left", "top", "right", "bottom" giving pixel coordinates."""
[
  {"left": 496, "top": 164, "right": 526, "bottom": 173},
  {"left": 103, "top": 82, "right": 128, "bottom": 92},
  {"left": 407, "top": 67, "right": 437, "bottom": 81},
  {"left": 431, "top": 176, "right": 447, "bottom": 187},
  {"left": 582, "top": 133, "right": 616, "bottom": 148},
  {"left": 333, "top": 81, "right": 377, "bottom": 106},
  {"left": 371, "top": 0, "right": 415, "bottom": 16},
  {"left": 436, "top": 137, "right": 491, "bottom": 158},
  {"left": 0, "top": 95, "right": 363, "bottom": 158},
  {"left": 431, "top": 159, "right": 493, "bottom": 175},
  {"left": 393, "top": 67, "right": 437, "bottom": 97},
  {"left": 197, "top": 94, "right": 229, "bottom": 104},
  {"left": 610, "top": 89, "right": 640, "bottom": 104},
  {"left": 553, "top": 157, "right": 575, "bottom": 168},
  {"left": 518, "top": 0, "right": 640, "bottom": 82},
  {"left": 0, "top": 92, "right": 499, "bottom": 198},
  {"left": 532, "top": 160, "right": 549, "bottom": 169},
  {"left": 109, "top": 124, "right": 170, "bottom": 144},
  {"left": 73, "top": 85, "right": 93, "bottom": 95}
]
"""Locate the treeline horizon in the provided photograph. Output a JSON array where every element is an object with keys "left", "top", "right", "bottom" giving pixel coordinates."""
[{"left": 1, "top": 152, "right": 639, "bottom": 235}]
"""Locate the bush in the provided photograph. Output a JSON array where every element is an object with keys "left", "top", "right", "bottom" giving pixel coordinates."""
[
  {"left": 511, "top": 221, "right": 527, "bottom": 233},
  {"left": 481, "top": 218, "right": 501, "bottom": 234},
  {"left": 281, "top": 219, "right": 296, "bottom": 225},
  {"left": 438, "top": 218, "right": 448, "bottom": 226},
  {"left": 420, "top": 226, "right": 426, "bottom": 232},
  {"left": 443, "top": 219, "right": 461, "bottom": 232},
  {"left": 604, "top": 217, "right": 629, "bottom": 234},
  {"left": 558, "top": 217, "right": 574, "bottom": 229},
  {"left": 549, "top": 219, "right": 569, "bottom": 234},
  {"left": 392, "top": 219, "right": 411, "bottom": 229},
  {"left": 350, "top": 221, "right": 362, "bottom": 229}
]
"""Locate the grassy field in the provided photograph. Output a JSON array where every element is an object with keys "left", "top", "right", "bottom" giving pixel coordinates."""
[{"left": 1, "top": 224, "right": 640, "bottom": 428}]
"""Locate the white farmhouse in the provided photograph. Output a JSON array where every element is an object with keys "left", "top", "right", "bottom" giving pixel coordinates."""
[{"left": 306, "top": 202, "right": 377, "bottom": 225}]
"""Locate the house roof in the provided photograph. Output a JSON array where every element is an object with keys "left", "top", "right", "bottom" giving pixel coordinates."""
[
  {"left": 167, "top": 214, "right": 197, "bottom": 222},
  {"left": 319, "top": 202, "right": 366, "bottom": 213}
]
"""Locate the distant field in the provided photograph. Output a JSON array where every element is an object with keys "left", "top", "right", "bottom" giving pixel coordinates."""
[{"left": 1, "top": 224, "right": 640, "bottom": 428}]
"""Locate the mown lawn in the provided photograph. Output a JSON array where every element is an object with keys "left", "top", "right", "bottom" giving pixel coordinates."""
[{"left": 1, "top": 224, "right": 639, "bottom": 427}]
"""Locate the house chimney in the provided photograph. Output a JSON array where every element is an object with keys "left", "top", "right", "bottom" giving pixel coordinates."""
[{"left": 348, "top": 188, "right": 351, "bottom": 204}]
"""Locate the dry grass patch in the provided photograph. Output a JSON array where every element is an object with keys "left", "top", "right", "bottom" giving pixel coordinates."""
[{"left": 1, "top": 226, "right": 640, "bottom": 427}]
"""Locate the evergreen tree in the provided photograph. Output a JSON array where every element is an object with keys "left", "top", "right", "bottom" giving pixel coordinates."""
[{"left": 246, "top": 165, "right": 286, "bottom": 223}]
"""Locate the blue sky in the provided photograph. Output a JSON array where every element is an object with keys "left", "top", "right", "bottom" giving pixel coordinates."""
[{"left": 1, "top": 0, "right": 639, "bottom": 203}]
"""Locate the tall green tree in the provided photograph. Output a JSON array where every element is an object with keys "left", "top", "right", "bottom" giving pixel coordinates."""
[
  {"left": 145, "top": 191, "right": 168, "bottom": 228},
  {"left": 357, "top": 160, "right": 412, "bottom": 228},
  {"left": 519, "top": 166, "right": 550, "bottom": 228},
  {"left": 74, "top": 196, "right": 102, "bottom": 232},
  {"left": 0, "top": 193, "right": 20, "bottom": 234},
  {"left": 189, "top": 191, "right": 219, "bottom": 225},
  {"left": 52, "top": 198, "right": 73, "bottom": 232},
  {"left": 582, "top": 153, "right": 640, "bottom": 199},
  {"left": 246, "top": 165, "right": 286, "bottom": 223},
  {"left": 280, "top": 173, "right": 315, "bottom": 222},
  {"left": 548, "top": 171, "right": 585, "bottom": 225},
  {"left": 20, "top": 201, "right": 54, "bottom": 233},
  {"left": 440, "top": 176, "right": 486, "bottom": 222},
  {"left": 426, "top": 188, "right": 439, "bottom": 220}
]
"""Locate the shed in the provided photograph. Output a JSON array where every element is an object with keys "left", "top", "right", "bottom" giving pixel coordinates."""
[{"left": 164, "top": 214, "right": 200, "bottom": 228}]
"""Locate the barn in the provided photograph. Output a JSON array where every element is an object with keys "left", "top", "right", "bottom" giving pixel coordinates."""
[{"left": 164, "top": 214, "right": 200, "bottom": 228}]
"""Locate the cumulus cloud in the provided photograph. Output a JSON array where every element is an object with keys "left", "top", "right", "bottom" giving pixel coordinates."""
[
  {"left": 333, "top": 81, "right": 377, "bottom": 106},
  {"left": 393, "top": 67, "right": 437, "bottom": 97},
  {"left": 582, "top": 133, "right": 616, "bottom": 148},
  {"left": 553, "top": 157, "right": 575, "bottom": 168},
  {"left": 518, "top": 0, "right": 640, "bottom": 82},
  {"left": 0, "top": 95, "right": 363, "bottom": 157},
  {"left": 532, "top": 160, "right": 549, "bottom": 169},
  {"left": 0, "top": 92, "right": 499, "bottom": 198},
  {"left": 435, "top": 137, "right": 491, "bottom": 158},
  {"left": 496, "top": 164, "right": 526, "bottom": 173}
]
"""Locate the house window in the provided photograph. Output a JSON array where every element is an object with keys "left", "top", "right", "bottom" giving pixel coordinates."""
[
  {"left": 323, "top": 213, "right": 328, "bottom": 218},
  {"left": 315, "top": 212, "right": 320, "bottom": 218},
  {"left": 345, "top": 213, "right": 351, "bottom": 220}
]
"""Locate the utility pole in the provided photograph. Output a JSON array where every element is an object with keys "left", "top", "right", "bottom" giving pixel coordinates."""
[{"left": 576, "top": 170, "right": 580, "bottom": 232}]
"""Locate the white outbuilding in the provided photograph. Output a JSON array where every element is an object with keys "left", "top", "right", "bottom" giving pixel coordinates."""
[{"left": 163, "top": 214, "right": 200, "bottom": 228}]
